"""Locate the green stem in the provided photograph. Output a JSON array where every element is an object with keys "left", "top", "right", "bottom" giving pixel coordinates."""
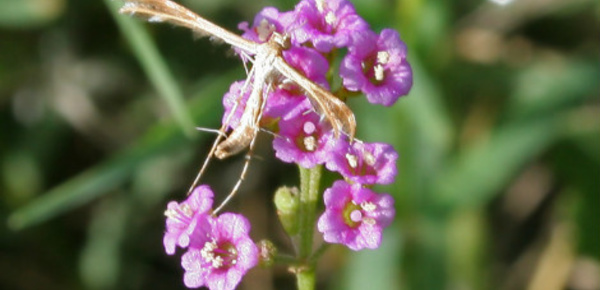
[
  {"left": 274, "top": 254, "right": 298, "bottom": 265},
  {"left": 296, "top": 268, "right": 316, "bottom": 290},
  {"left": 297, "top": 165, "right": 321, "bottom": 258},
  {"left": 308, "top": 243, "right": 330, "bottom": 264},
  {"left": 296, "top": 165, "right": 322, "bottom": 290}
]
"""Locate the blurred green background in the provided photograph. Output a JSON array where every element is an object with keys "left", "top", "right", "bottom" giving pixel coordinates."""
[{"left": 1, "top": 0, "right": 598, "bottom": 289}]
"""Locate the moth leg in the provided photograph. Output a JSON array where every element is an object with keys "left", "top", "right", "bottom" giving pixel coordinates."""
[
  {"left": 239, "top": 51, "right": 255, "bottom": 76},
  {"left": 213, "top": 82, "right": 272, "bottom": 213},
  {"left": 259, "top": 127, "right": 279, "bottom": 138},
  {"left": 186, "top": 65, "right": 257, "bottom": 195}
]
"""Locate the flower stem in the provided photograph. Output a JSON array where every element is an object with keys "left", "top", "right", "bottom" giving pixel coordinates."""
[
  {"left": 309, "top": 243, "right": 330, "bottom": 264},
  {"left": 296, "top": 165, "right": 322, "bottom": 290},
  {"left": 298, "top": 165, "right": 321, "bottom": 257},
  {"left": 274, "top": 254, "right": 298, "bottom": 265},
  {"left": 296, "top": 268, "right": 316, "bottom": 290}
]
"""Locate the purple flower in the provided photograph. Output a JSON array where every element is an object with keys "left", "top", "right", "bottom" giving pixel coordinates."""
[
  {"left": 264, "top": 89, "right": 312, "bottom": 123},
  {"left": 272, "top": 111, "right": 336, "bottom": 168},
  {"left": 163, "top": 185, "right": 214, "bottom": 255},
  {"left": 291, "top": 0, "right": 370, "bottom": 52},
  {"left": 281, "top": 46, "right": 329, "bottom": 87},
  {"left": 340, "top": 29, "right": 413, "bottom": 106},
  {"left": 239, "top": 7, "right": 294, "bottom": 43},
  {"left": 325, "top": 140, "right": 398, "bottom": 185},
  {"left": 182, "top": 213, "right": 258, "bottom": 290},
  {"left": 221, "top": 80, "right": 250, "bottom": 130},
  {"left": 265, "top": 46, "right": 329, "bottom": 121},
  {"left": 317, "top": 180, "right": 395, "bottom": 251}
]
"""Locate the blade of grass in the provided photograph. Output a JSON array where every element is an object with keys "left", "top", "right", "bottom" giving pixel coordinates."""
[
  {"left": 433, "top": 116, "right": 559, "bottom": 211},
  {"left": 105, "top": 0, "right": 194, "bottom": 136},
  {"left": 7, "top": 72, "right": 234, "bottom": 230},
  {"left": 7, "top": 122, "right": 185, "bottom": 230},
  {"left": 433, "top": 57, "right": 599, "bottom": 212}
]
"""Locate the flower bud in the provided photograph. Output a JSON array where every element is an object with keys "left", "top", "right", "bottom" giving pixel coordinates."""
[
  {"left": 257, "top": 239, "right": 277, "bottom": 268},
  {"left": 274, "top": 186, "right": 300, "bottom": 236}
]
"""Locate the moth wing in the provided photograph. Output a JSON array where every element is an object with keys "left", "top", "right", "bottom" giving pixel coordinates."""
[
  {"left": 120, "top": 0, "right": 258, "bottom": 54},
  {"left": 273, "top": 57, "right": 356, "bottom": 139}
]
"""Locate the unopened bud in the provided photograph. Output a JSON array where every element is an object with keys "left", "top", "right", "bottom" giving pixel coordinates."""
[
  {"left": 257, "top": 239, "right": 277, "bottom": 268},
  {"left": 274, "top": 186, "right": 299, "bottom": 236}
]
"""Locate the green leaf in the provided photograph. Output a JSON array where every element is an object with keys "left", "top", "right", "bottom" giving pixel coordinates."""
[{"left": 433, "top": 116, "right": 559, "bottom": 210}]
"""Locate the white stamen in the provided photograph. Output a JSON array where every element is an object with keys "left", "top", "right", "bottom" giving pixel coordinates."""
[
  {"left": 164, "top": 203, "right": 193, "bottom": 218},
  {"left": 374, "top": 51, "right": 390, "bottom": 81},
  {"left": 201, "top": 239, "right": 227, "bottom": 269},
  {"left": 316, "top": 0, "right": 326, "bottom": 13},
  {"left": 164, "top": 208, "right": 175, "bottom": 218},
  {"left": 228, "top": 248, "right": 238, "bottom": 265},
  {"left": 363, "top": 217, "right": 376, "bottom": 225},
  {"left": 182, "top": 204, "right": 193, "bottom": 216},
  {"left": 325, "top": 11, "right": 336, "bottom": 25},
  {"left": 361, "top": 201, "right": 377, "bottom": 212},
  {"left": 363, "top": 151, "right": 376, "bottom": 166},
  {"left": 345, "top": 153, "right": 358, "bottom": 168},
  {"left": 377, "top": 51, "right": 390, "bottom": 65},
  {"left": 304, "top": 136, "right": 317, "bottom": 151},
  {"left": 374, "top": 64, "right": 385, "bottom": 81},
  {"left": 212, "top": 256, "right": 224, "bottom": 268},
  {"left": 201, "top": 242, "right": 215, "bottom": 259},
  {"left": 257, "top": 19, "right": 274, "bottom": 42}
]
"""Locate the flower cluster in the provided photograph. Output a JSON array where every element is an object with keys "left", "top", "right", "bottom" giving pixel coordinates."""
[
  {"left": 164, "top": 186, "right": 258, "bottom": 290},
  {"left": 234, "top": 0, "right": 408, "bottom": 251},
  {"left": 162, "top": 0, "right": 411, "bottom": 288}
]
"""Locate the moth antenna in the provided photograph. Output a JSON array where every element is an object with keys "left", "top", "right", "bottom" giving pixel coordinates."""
[
  {"left": 239, "top": 51, "right": 255, "bottom": 75},
  {"left": 301, "top": 107, "right": 328, "bottom": 125},
  {"left": 240, "top": 50, "right": 255, "bottom": 64},
  {"left": 301, "top": 107, "right": 317, "bottom": 116},
  {"left": 251, "top": 154, "right": 265, "bottom": 162},
  {"left": 195, "top": 127, "right": 228, "bottom": 138},
  {"left": 259, "top": 127, "right": 278, "bottom": 138},
  {"left": 354, "top": 137, "right": 364, "bottom": 144}
]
